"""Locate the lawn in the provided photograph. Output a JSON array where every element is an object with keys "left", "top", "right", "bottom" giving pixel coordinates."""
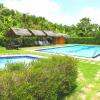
[
  {"left": 67, "top": 61, "right": 100, "bottom": 100},
  {"left": 0, "top": 46, "right": 100, "bottom": 100},
  {"left": 0, "top": 46, "right": 52, "bottom": 57}
]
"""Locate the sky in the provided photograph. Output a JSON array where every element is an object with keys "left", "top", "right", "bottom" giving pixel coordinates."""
[{"left": 1, "top": 0, "right": 100, "bottom": 25}]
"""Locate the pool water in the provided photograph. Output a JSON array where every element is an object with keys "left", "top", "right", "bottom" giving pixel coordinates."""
[
  {"left": 0, "top": 56, "right": 38, "bottom": 68},
  {"left": 37, "top": 45, "right": 100, "bottom": 58}
]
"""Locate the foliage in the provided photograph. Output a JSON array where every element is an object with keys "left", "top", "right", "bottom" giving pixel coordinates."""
[
  {"left": 94, "top": 31, "right": 100, "bottom": 44},
  {"left": 5, "top": 62, "right": 27, "bottom": 71},
  {"left": 0, "top": 4, "right": 68, "bottom": 35},
  {"left": 0, "top": 35, "right": 5, "bottom": 46},
  {"left": 19, "top": 37, "right": 37, "bottom": 47},
  {"left": 76, "top": 17, "right": 99, "bottom": 37},
  {"left": 0, "top": 4, "right": 100, "bottom": 37},
  {"left": 66, "top": 37, "right": 100, "bottom": 44},
  {"left": 0, "top": 56, "right": 78, "bottom": 100},
  {"left": 0, "top": 36, "right": 38, "bottom": 47},
  {"left": 95, "top": 31, "right": 100, "bottom": 39}
]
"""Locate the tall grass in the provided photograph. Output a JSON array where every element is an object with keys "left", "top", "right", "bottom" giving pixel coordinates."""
[{"left": 0, "top": 56, "right": 78, "bottom": 100}]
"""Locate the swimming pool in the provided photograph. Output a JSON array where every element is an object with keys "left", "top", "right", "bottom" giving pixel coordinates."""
[
  {"left": 0, "top": 56, "right": 38, "bottom": 68},
  {"left": 37, "top": 45, "right": 100, "bottom": 58}
]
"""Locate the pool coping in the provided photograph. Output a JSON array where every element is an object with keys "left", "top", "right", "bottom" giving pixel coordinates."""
[{"left": 0, "top": 54, "right": 47, "bottom": 59}]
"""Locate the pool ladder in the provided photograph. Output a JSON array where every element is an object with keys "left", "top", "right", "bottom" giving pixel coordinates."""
[{"left": 92, "top": 49, "right": 100, "bottom": 58}]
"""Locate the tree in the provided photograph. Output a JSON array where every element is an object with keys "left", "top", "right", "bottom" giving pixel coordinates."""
[{"left": 77, "top": 17, "right": 93, "bottom": 36}]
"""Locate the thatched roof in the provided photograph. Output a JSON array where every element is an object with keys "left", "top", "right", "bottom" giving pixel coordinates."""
[
  {"left": 30, "top": 30, "right": 46, "bottom": 36},
  {"left": 6, "top": 28, "right": 68, "bottom": 38},
  {"left": 56, "top": 33, "right": 69, "bottom": 38},
  {"left": 6, "top": 28, "right": 32, "bottom": 36},
  {"left": 43, "top": 31, "right": 57, "bottom": 37},
  {"left": 44, "top": 31, "right": 67, "bottom": 38}
]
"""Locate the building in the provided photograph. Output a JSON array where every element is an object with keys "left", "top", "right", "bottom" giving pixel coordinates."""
[{"left": 44, "top": 31, "right": 67, "bottom": 44}]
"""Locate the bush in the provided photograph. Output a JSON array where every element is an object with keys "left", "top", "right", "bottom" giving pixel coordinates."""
[
  {"left": 0, "top": 56, "right": 78, "bottom": 100},
  {"left": 5, "top": 62, "right": 27, "bottom": 71}
]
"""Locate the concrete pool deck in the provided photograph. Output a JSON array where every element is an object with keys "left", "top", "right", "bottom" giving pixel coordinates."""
[{"left": 0, "top": 54, "right": 47, "bottom": 58}]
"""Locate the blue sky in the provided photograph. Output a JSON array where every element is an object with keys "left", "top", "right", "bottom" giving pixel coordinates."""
[
  {"left": 53, "top": 0, "right": 100, "bottom": 14},
  {"left": 1, "top": 0, "right": 100, "bottom": 25}
]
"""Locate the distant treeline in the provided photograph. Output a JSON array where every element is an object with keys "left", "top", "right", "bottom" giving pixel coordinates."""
[{"left": 0, "top": 3, "right": 100, "bottom": 37}]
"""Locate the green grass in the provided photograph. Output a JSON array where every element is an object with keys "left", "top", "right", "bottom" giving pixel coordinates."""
[
  {"left": 0, "top": 46, "right": 52, "bottom": 56},
  {"left": 66, "top": 62, "right": 100, "bottom": 100},
  {"left": 0, "top": 46, "right": 100, "bottom": 100},
  {"left": 79, "top": 62, "right": 100, "bottom": 82},
  {"left": 0, "top": 44, "right": 68, "bottom": 56}
]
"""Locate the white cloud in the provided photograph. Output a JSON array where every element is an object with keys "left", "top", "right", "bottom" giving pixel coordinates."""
[
  {"left": 4, "top": 0, "right": 60, "bottom": 16},
  {"left": 78, "top": 7, "right": 100, "bottom": 24},
  {"left": 50, "top": 7, "right": 100, "bottom": 25},
  {"left": 3, "top": 0, "right": 100, "bottom": 25}
]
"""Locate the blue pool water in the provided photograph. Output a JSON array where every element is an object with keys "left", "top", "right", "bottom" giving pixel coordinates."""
[
  {"left": 0, "top": 56, "right": 38, "bottom": 68},
  {"left": 37, "top": 45, "right": 100, "bottom": 58}
]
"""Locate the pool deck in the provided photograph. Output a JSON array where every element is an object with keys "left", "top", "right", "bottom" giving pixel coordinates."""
[{"left": 0, "top": 54, "right": 47, "bottom": 58}]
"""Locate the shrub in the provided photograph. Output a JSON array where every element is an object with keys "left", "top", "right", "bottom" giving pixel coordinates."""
[
  {"left": 0, "top": 56, "right": 78, "bottom": 100},
  {"left": 5, "top": 62, "right": 27, "bottom": 71}
]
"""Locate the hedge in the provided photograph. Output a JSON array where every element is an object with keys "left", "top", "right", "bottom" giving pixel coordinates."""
[
  {"left": 0, "top": 56, "right": 78, "bottom": 100},
  {"left": 1, "top": 36, "right": 100, "bottom": 47},
  {"left": 66, "top": 37, "right": 100, "bottom": 45},
  {"left": 0, "top": 36, "right": 37, "bottom": 47}
]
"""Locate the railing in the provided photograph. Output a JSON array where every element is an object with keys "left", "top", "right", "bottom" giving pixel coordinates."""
[{"left": 92, "top": 49, "right": 100, "bottom": 58}]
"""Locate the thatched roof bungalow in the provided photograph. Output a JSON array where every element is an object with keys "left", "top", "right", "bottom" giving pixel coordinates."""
[
  {"left": 43, "top": 31, "right": 67, "bottom": 44},
  {"left": 5, "top": 28, "right": 68, "bottom": 44},
  {"left": 5, "top": 28, "right": 32, "bottom": 37}
]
